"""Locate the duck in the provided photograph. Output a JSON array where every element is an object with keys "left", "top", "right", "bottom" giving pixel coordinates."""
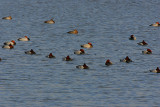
[
  {"left": 105, "top": 59, "right": 113, "bottom": 66},
  {"left": 150, "top": 67, "right": 160, "bottom": 73},
  {"left": 2, "top": 16, "right": 12, "bottom": 20},
  {"left": 63, "top": 55, "right": 72, "bottom": 61},
  {"left": 149, "top": 22, "right": 160, "bottom": 27},
  {"left": 44, "top": 19, "right": 55, "bottom": 24},
  {"left": 137, "top": 40, "right": 148, "bottom": 46},
  {"left": 18, "top": 36, "right": 30, "bottom": 41},
  {"left": 129, "top": 35, "right": 136, "bottom": 40},
  {"left": 25, "top": 49, "right": 36, "bottom": 55},
  {"left": 74, "top": 49, "right": 85, "bottom": 55},
  {"left": 67, "top": 29, "right": 78, "bottom": 34},
  {"left": 4, "top": 40, "right": 16, "bottom": 45},
  {"left": 2, "top": 44, "right": 14, "bottom": 49},
  {"left": 47, "top": 53, "right": 55, "bottom": 58},
  {"left": 76, "top": 63, "right": 89, "bottom": 69},
  {"left": 81, "top": 43, "right": 93, "bottom": 48},
  {"left": 120, "top": 56, "right": 132, "bottom": 63},
  {"left": 142, "top": 49, "right": 152, "bottom": 54}
]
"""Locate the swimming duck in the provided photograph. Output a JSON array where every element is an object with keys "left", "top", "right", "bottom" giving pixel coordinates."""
[
  {"left": 137, "top": 40, "right": 148, "bottom": 46},
  {"left": 25, "top": 49, "right": 36, "bottom": 55},
  {"left": 2, "top": 16, "right": 12, "bottom": 20},
  {"left": 47, "top": 53, "right": 55, "bottom": 58},
  {"left": 150, "top": 67, "right": 160, "bottom": 73},
  {"left": 4, "top": 40, "right": 16, "bottom": 45},
  {"left": 105, "top": 59, "right": 113, "bottom": 66},
  {"left": 44, "top": 19, "right": 55, "bottom": 24},
  {"left": 63, "top": 55, "right": 72, "bottom": 61},
  {"left": 2, "top": 44, "right": 14, "bottom": 49},
  {"left": 18, "top": 36, "right": 30, "bottom": 41},
  {"left": 74, "top": 49, "right": 85, "bottom": 55},
  {"left": 149, "top": 22, "right": 160, "bottom": 27},
  {"left": 67, "top": 29, "right": 78, "bottom": 34},
  {"left": 76, "top": 63, "right": 89, "bottom": 69},
  {"left": 129, "top": 35, "right": 136, "bottom": 40},
  {"left": 120, "top": 56, "right": 132, "bottom": 63},
  {"left": 142, "top": 49, "right": 152, "bottom": 54},
  {"left": 81, "top": 43, "right": 93, "bottom": 48}
]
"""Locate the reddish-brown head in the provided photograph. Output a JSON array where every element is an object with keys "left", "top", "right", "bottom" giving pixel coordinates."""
[
  {"left": 88, "top": 43, "right": 92, "bottom": 46},
  {"left": 106, "top": 59, "right": 110, "bottom": 63},
  {"left": 126, "top": 56, "right": 130, "bottom": 61},
  {"left": 74, "top": 29, "right": 78, "bottom": 33},
  {"left": 147, "top": 49, "right": 152, "bottom": 52},
  {"left": 25, "top": 36, "right": 28, "bottom": 38},
  {"left": 83, "top": 63, "right": 88, "bottom": 69},
  {"left": 131, "top": 35, "right": 134, "bottom": 38},
  {"left": 66, "top": 55, "right": 70, "bottom": 59},
  {"left": 49, "top": 53, "right": 53, "bottom": 57},
  {"left": 156, "top": 67, "right": 160, "bottom": 71},
  {"left": 156, "top": 22, "right": 159, "bottom": 24},
  {"left": 142, "top": 40, "right": 147, "bottom": 44},
  {"left": 11, "top": 40, "right": 15, "bottom": 43},
  {"left": 80, "top": 49, "right": 85, "bottom": 53}
]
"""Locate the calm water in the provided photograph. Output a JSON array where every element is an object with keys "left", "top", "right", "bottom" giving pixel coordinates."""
[{"left": 0, "top": 0, "right": 160, "bottom": 106}]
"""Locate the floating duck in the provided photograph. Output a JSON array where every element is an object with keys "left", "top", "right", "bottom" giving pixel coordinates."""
[
  {"left": 18, "top": 36, "right": 30, "bottom": 41},
  {"left": 150, "top": 67, "right": 160, "bottom": 73},
  {"left": 2, "top": 16, "right": 12, "bottom": 20},
  {"left": 129, "top": 35, "right": 136, "bottom": 40},
  {"left": 149, "top": 22, "right": 160, "bottom": 27},
  {"left": 25, "top": 49, "right": 36, "bottom": 55},
  {"left": 63, "top": 55, "right": 72, "bottom": 61},
  {"left": 120, "top": 56, "right": 132, "bottom": 63},
  {"left": 67, "top": 29, "right": 78, "bottom": 34},
  {"left": 44, "top": 19, "right": 55, "bottom": 24},
  {"left": 81, "top": 43, "right": 93, "bottom": 48},
  {"left": 76, "top": 63, "right": 89, "bottom": 69},
  {"left": 142, "top": 49, "right": 152, "bottom": 54},
  {"left": 4, "top": 40, "right": 16, "bottom": 45},
  {"left": 2, "top": 44, "right": 14, "bottom": 49},
  {"left": 74, "top": 49, "right": 85, "bottom": 55},
  {"left": 137, "top": 40, "right": 148, "bottom": 46},
  {"left": 105, "top": 59, "right": 113, "bottom": 66},
  {"left": 47, "top": 53, "right": 55, "bottom": 58}
]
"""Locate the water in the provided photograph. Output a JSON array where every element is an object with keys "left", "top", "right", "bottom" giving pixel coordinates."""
[{"left": 0, "top": 0, "right": 160, "bottom": 106}]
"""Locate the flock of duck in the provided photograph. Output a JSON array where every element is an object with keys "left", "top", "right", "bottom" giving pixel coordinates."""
[{"left": 1, "top": 16, "right": 160, "bottom": 72}]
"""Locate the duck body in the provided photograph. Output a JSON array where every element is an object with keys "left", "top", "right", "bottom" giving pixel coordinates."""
[
  {"left": 4, "top": 40, "right": 16, "bottom": 45},
  {"left": 120, "top": 56, "right": 132, "bottom": 63},
  {"left": 137, "top": 40, "right": 148, "bottom": 46},
  {"left": 63, "top": 55, "right": 72, "bottom": 61},
  {"left": 129, "top": 35, "right": 136, "bottom": 40},
  {"left": 150, "top": 22, "right": 160, "bottom": 27},
  {"left": 2, "top": 44, "right": 14, "bottom": 49},
  {"left": 150, "top": 67, "right": 160, "bottom": 73},
  {"left": 25, "top": 49, "right": 36, "bottom": 55},
  {"left": 105, "top": 59, "right": 113, "bottom": 66},
  {"left": 67, "top": 29, "right": 78, "bottom": 34},
  {"left": 47, "top": 53, "right": 55, "bottom": 58},
  {"left": 18, "top": 36, "right": 30, "bottom": 41},
  {"left": 81, "top": 43, "right": 93, "bottom": 48},
  {"left": 44, "top": 19, "right": 55, "bottom": 24},
  {"left": 74, "top": 49, "right": 85, "bottom": 55},
  {"left": 76, "top": 63, "right": 89, "bottom": 69},
  {"left": 142, "top": 49, "right": 152, "bottom": 54},
  {"left": 2, "top": 16, "right": 12, "bottom": 20}
]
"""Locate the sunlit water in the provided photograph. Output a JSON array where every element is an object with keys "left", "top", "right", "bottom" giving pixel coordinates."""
[{"left": 0, "top": 0, "right": 160, "bottom": 106}]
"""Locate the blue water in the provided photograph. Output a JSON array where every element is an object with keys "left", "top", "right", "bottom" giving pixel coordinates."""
[{"left": 0, "top": 0, "right": 160, "bottom": 106}]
